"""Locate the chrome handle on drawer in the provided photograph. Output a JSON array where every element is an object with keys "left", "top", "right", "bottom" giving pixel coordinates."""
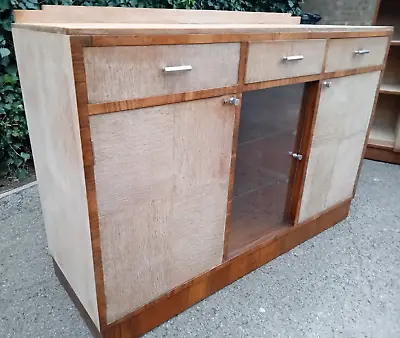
[
  {"left": 354, "top": 49, "right": 370, "bottom": 55},
  {"left": 163, "top": 65, "right": 192, "bottom": 73},
  {"left": 282, "top": 55, "right": 304, "bottom": 61}
]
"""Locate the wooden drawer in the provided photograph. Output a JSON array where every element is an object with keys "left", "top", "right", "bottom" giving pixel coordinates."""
[
  {"left": 245, "top": 39, "right": 326, "bottom": 83},
  {"left": 325, "top": 37, "right": 389, "bottom": 72},
  {"left": 84, "top": 43, "right": 240, "bottom": 104}
]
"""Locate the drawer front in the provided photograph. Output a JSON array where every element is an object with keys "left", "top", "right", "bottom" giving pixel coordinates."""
[
  {"left": 325, "top": 37, "right": 389, "bottom": 72},
  {"left": 245, "top": 39, "right": 326, "bottom": 83},
  {"left": 84, "top": 43, "right": 240, "bottom": 104}
]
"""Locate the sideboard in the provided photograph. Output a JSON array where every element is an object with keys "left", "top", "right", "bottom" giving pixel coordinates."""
[{"left": 12, "top": 7, "right": 392, "bottom": 338}]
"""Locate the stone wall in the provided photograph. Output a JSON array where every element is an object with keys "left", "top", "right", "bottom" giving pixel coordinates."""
[{"left": 302, "top": 0, "right": 379, "bottom": 25}]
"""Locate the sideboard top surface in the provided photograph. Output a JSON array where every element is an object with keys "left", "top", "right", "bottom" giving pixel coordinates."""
[{"left": 12, "top": 22, "right": 393, "bottom": 36}]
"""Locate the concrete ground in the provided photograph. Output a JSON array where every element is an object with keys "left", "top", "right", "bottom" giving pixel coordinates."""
[{"left": 1, "top": 159, "right": 399, "bottom": 338}]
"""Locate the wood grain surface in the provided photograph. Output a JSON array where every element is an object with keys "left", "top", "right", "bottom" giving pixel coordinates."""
[
  {"left": 12, "top": 29, "right": 100, "bottom": 328},
  {"left": 103, "top": 198, "right": 351, "bottom": 337},
  {"left": 245, "top": 39, "right": 326, "bottom": 83},
  {"left": 15, "top": 6, "right": 300, "bottom": 24},
  {"left": 12, "top": 22, "right": 392, "bottom": 37},
  {"left": 90, "top": 97, "right": 235, "bottom": 323},
  {"left": 84, "top": 44, "right": 240, "bottom": 104},
  {"left": 299, "top": 72, "right": 381, "bottom": 223},
  {"left": 325, "top": 36, "right": 389, "bottom": 72}
]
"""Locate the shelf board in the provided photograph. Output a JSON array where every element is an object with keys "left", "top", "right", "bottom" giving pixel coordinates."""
[
  {"left": 391, "top": 40, "right": 400, "bottom": 46},
  {"left": 368, "top": 93, "right": 398, "bottom": 149},
  {"left": 369, "top": 124, "right": 395, "bottom": 149},
  {"left": 368, "top": 137, "right": 395, "bottom": 150},
  {"left": 380, "top": 83, "right": 400, "bottom": 95}
]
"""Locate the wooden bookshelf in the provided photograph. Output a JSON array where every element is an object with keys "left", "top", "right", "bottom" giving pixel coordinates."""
[{"left": 367, "top": 0, "right": 400, "bottom": 163}]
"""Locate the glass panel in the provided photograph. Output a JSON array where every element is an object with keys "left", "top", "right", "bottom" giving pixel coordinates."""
[{"left": 227, "top": 84, "right": 305, "bottom": 257}]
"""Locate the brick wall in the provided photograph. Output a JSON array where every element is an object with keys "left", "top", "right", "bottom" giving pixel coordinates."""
[{"left": 302, "top": 0, "right": 379, "bottom": 25}]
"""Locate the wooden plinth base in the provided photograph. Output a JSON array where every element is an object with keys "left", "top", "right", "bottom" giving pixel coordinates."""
[
  {"left": 365, "top": 146, "right": 400, "bottom": 165},
  {"left": 53, "top": 259, "right": 102, "bottom": 338},
  {"left": 55, "top": 198, "right": 351, "bottom": 338}
]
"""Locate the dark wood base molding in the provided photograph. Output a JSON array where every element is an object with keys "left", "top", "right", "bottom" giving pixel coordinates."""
[
  {"left": 53, "top": 259, "right": 102, "bottom": 338},
  {"left": 53, "top": 198, "right": 350, "bottom": 338},
  {"left": 365, "top": 145, "right": 400, "bottom": 165}
]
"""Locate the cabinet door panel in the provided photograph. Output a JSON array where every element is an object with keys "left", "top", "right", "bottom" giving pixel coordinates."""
[
  {"left": 90, "top": 97, "right": 235, "bottom": 323},
  {"left": 299, "top": 71, "right": 381, "bottom": 223}
]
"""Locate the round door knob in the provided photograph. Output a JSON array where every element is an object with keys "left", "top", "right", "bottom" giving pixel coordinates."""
[
  {"left": 224, "top": 97, "right": 240, "bottom": 106},
  {"left": 289, "top": 152, "right": 303, "bottom": 161}
]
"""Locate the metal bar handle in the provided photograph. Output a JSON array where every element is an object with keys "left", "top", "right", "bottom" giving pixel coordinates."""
[
  {"left": 163, "top": 65, "right": 192, "bottom": 73},
  {"left": 354, "top": 49, "right": 370, "bottom": 55},
  {"left": 282, "top": 55, "right": 304, "bottom": 61}
]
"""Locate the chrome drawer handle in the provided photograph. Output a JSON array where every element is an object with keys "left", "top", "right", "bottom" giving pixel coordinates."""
[
  {"left": 163, "top": 65, "right": 192, "bottom": 73},
  {"left": 354, "top": 49, "right": 370, "bottom": 55},
  {"left": 282, "top": 55, "right": 304, "bottom": 61}
]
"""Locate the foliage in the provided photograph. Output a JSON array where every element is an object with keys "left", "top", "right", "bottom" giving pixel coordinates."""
[{"left": 0, "top": 0, "right": 303, "bottom": 178}]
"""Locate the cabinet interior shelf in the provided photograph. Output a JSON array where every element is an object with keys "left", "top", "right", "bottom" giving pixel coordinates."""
[
  {"left": 379, "top": 45, "right": 400, "bottom": 94},
  {"left": 380, "top": 84, "right": 400, "bottom": 95},
  {"left": 369, "top": 94, "right": 399, "bottom": 149}
]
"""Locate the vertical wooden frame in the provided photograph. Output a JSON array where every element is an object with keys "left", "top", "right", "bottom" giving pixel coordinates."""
[
  {"left": 222, "top": 42, "right": 248, "bottom": 260},
  {"left": 284, "top": 81, "right": 320, "bottom": 223},
  {"left": 69, "top": 35, "right": 107, "bottom": 331},
  {"left": 372, "top": 0, "right": 383, "bottom": 25},
  {"left": 291, "top": 38, "right": 331, "bottom": 225}
]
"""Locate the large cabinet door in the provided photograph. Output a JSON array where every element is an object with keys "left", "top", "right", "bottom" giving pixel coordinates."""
[
  {"left": 89, "top": 97, "right": 235, "bottom": 323},
  {"left": 298, "top": 71, "right": 381, "bottom": 223}
]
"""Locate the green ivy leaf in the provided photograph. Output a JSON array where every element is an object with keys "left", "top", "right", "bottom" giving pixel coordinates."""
[
  {"left": 0, "top": 48, "right": 10, "bottom": 58},
  {"left": 20, "top": 152, "right": 31, "bottom": 161},
  {"left": 15, "top": 167, "right": 28, "bottom": 180}
]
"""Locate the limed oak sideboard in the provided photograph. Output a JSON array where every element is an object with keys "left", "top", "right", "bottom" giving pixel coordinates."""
[{"left": 12, "top": 7, "right": 392, "bottom": 338}]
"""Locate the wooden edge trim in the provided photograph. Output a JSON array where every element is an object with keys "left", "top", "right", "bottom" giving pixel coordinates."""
[
  {"left": 285, "top": 81, "right": 320, "bottom": 223},
  {"left": 88, "top": 64, "right": 385, "bottom": 117},
  {"left": 323, "top": 64, "right": 385, "bottom": 80},
  {"left": 88, "top": 87, "right": 237, "bottom": 115},
  {"left": 222, "top": 42, "right": 248, "bottom": 260},
  {"left": 53, "top": 259, "right": 102, "bottom": 338},
  {"left": 89, "top": 30, "right": 392, "bottom": 47},
  {"left": 372, "top": 0, "right": 383, "bottom": 25},
  {"left": 237, "top": 42, "right": 249, "bottom": 91},
  {"left": 243, "top": 74, "right": 323, "bottom": 92},
  {"left": 380, "top": 88, "right": 400, "bottom": 95},
  {"left": 365, "top": 146, "right": 400, "bottom": 164},
  {"left": 69, "top": 35, "right": 108, "bottom": 331},
  {"left": 290, "top": 41, "right": 330, "bottom": 223},
  {"left": 293, "top": 81, "right": 323, "bottom": 225},
  {"left": 103, "top": 198, "right": 351, "bottom": 337},
  {"left": 322, "top": 38, "right": 330, "bottom": 73},
  {"left": 353, "top": 33, "right": 393, "bottom": 196}
]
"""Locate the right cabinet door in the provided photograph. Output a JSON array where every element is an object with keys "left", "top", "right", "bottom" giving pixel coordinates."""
[{"left": 298, "top": 71, "right": 381, "bottom": 223}]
